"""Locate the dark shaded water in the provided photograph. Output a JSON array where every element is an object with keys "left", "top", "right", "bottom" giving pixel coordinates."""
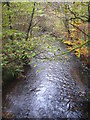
[{"left": 2, "top": 40, "right": 89, "bottom": 119}]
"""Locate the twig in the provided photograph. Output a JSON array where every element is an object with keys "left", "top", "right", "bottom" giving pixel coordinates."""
[
  {"left": 69, "top": 22, "right": 90, "bottom": 37},
  {"left": 6, "top": 57, "right": 19, "bottom": 65},
  {"left": 68, "top": 17, "right": 87, "bottom": 22},
  {"left": 62, "top": 40, "right": 89, "bottom": 55},
  {"left": 67, "top": 5, "right": 88, "bottom": 22}
]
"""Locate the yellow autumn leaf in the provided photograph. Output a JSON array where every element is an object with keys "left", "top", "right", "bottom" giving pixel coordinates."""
[
  {"left": 71, "top": 28, "right": 76, "bottom": 32},
  {"left": 34, "top": 64, "right": 37, "bottom": 68},
  {"left": 63, "top": 41, "right": 72, "bottom": 45}
]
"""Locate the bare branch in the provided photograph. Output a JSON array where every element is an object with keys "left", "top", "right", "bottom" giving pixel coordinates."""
[{"left": 69, "top": 22, "right": 90, "bottom": 37}]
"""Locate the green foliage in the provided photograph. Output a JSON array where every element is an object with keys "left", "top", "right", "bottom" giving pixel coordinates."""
[
  {"left": 2, "top": 30, "right": 37, "bottom": 86},
  {"left": 2, "top": 64, "right": 22, "bottom": 87},
  {"left": 2, "top": 31, "right": 37, "bottom": 64},
  {"left": 2, "top": 2, "right": 89, "bottom": 86},
  {"left": 2, "top": 2, "right": 38, "bottom": 86}
]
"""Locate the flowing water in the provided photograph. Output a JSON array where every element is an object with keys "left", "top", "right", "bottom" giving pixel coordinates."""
[{"left": 2, "top": 38, "right": 89, "bottom": 119}]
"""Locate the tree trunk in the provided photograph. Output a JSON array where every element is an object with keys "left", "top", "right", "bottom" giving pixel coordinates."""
[
  {"left": 6, "top": 2, "right": 13, "bottom": 41},
  {"left": 64, "top": 4, "right": 71, "bottom": 40},
  {"left": 6, "top": 2, "right": 12, "bottom": 29},
  {"left": 26, "top": 2, "right": 36, "bottom": 41}
]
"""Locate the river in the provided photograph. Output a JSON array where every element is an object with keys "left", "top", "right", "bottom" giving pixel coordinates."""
[{"left": 2, "top": 36, "right": 89, "bottom": 119}]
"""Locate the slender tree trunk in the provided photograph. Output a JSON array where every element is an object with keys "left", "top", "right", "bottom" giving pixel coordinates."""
[
  {"left": 88, "top": 2, "right": 90, "bottom": 47},
  {"left": 6, "top": 2, "right": 12, "bottom": 29},
  {"left": 6, "top": 2, "right": 13, "bottom": 41},
  {"left": 64, "top": 4, "right": 71, "bottom": 40},
  {"left": 88, "top": 2, "right": 90, "bottom": 22},
  {"left": 26, "top": 2, "right": 36, "bottom": 41},
  {"left": 88, "top": 2, "right": 90, "bottom": 66},
  {"left": 88, "top": 1, "right": 90, "bottom": 38}
]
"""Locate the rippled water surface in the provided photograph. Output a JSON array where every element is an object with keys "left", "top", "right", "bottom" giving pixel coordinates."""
[{"left": 2, "top": 39, "right": 89, "bottom": 119}]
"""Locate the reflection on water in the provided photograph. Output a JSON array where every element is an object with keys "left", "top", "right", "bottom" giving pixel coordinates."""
[{"left": 2, "top": 41, "right": 89, "bottom": 119}]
